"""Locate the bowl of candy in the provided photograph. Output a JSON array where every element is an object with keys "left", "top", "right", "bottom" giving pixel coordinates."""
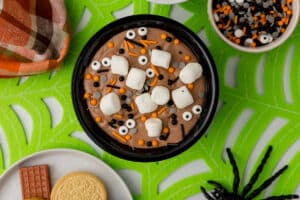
[
  {"left": 208, "top": 0, "right": 299, "bottom": 53},
  {"left": 72, "top": 15, "right": 218, "bottom": 162}
]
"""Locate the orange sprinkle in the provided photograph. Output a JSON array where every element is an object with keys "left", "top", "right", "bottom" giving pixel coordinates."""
[
  {"left": 152, "top": 140, "right": 159, "bottom": 147},
  {"left": 119, "top": 87, "right": 126, "bottom": 94},
  {"left": 110, "top": 77, "right": 117, "bottom": 85},
  {"left": 127, "top": 41, "right": 135, "bottom": 49},
  {"left": 107, "top": 41, "right": 114, "bottom": 48},
  {"left": 113, "top": 114, "right": 123, "bottom": 119},
  {"left": 149, "top": 76, "right": 158, "bottom": 87},
  {"left": 84, "top": 92, "right": 91, "bottom": 99},
  {"left": 125, "top": 134, "right": 131, "bottom": 141},
  {"left": 250, "top": 42, "right": 256, "bottom": 48},
  {"left": 151, "top": 112, "right": 158, "bottom": 118},
  {"left": 173, "top": 39, "right": 180, "bottom": 45},
  {"left": 234, "top": 16, "right": 238, "bottom": 24},
  {"left": 280, "top": 28, "right": 286, "bottom": 33},
  {"left": 85, "top": 73, "right": 92, "bottom": 80},
  {"left": 187, "top": 83, "right": 194, "bottom": 89},
  {"left": 95, "top": 116, "right": 102, "bottom": 123},
  {"left": 141, "top": 116, "right": 147, "bottom": 122},
  {"left": 112, "top": 131, "right": 127, "bottom": 143},
  {"left": 278, "top": 20, "right": 283, "bottom": 26},
  {"left": 184, "top": 55, "right": 191, "bottom": 62},
  {"left": 93, "top": 75, "right": 100, "bottom": 82},
  {"left": 140, "top": 48, "right": 146, "bottom": 54},
  {"left": 161, "top": 33, "right": 167, "bottom": 40},
  {"left": 106, "top": 87, "right": 112, "bottom": 93},
  {"left": 158, "top": 107, "right": 167, "bottom": 115},
  {"left": 150, "top": 64, "right": 159, "bottom": 76},
  {"left": 163, "top": 127, "right": 169, "bottom": 134},
  {"left": 128, "top": 52, "right": 139, "bottom": 57},
  {"left": 90, "top": 99, "right": 97, "bottom": 106},
  {"left": 142, "top": 40, "right": 157, "bottom": 44},
  {"left": 123, "top": 40, "right": 129, "bottom": 51},
  {"left": 130, "top": 102, "right": 135, "bottom": 110},
  {"left": 138, "top": 139, "right": 145, "bottom": 145},
  {"left": 168, "top": 67, "right": 175, "bottom": 73}
]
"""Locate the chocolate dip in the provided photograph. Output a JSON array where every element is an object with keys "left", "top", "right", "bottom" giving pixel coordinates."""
[{"left": 83, "top": 27, "right": 207, "bottom": 149}]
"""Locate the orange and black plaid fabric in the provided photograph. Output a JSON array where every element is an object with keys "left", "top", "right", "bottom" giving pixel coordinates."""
[{"left": 0, "top": 0, "right": 70, "bottom": 76}]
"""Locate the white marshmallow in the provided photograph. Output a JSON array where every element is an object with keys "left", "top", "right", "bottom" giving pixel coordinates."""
[
  {"left": 135, "top": 93, "right": 158, "bottom": 114},
  {"left": 126, "top": 68, "right": 146, "bottom": 90},
  {"left": 151, "top": 49, "right": 171, "bottom": 69},
  {"left": 172, "top": 86, "right": 194, "bottom": 109},
  {"left": 145, "top": 118, "right": 162, "bottom": 137},
  {"left": 151, "top": 86, "right": 170, "bottom": 105},
  {"left": 179, "top": 62, "right": 203, "bottom": 84},
  {"left": 100, "top": 93, "right": 121, "bottom": 115},
  {"left": 111, "top": 55, "right": 129, "bottom": 75}
]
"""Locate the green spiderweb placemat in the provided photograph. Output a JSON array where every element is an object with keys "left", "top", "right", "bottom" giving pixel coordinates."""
[{"left": 1, "top": 0, "right": 300, "bottom": 199}]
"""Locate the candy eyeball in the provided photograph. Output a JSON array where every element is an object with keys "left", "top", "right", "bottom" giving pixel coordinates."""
[
  {"left": 102, "top": 57, "right": 111, "bottom": 67},
  {"left": 119, "top": 126, "right": 128, "bottom": 135},
  {"left": 138, "top": 56, "right": 148, "bottom": 65},
  {"left": 126, "top": 119, "right": 136, "bottom": 129},
  {"left": 126, "top": 30, "right": 136, "bottom": 40},
  {"left": 146, "top": 68, "right": 155, "bottom": 78},
  {"left": 182, "top": 111, "right": 192, "bottom": 121},
  {"left": 91, "top": 61, "right": 101, "bottom": 71},
  {"left": 138, "top": 27, "right": 148, "bottom": 36},
  {"left": 192, "top": 105, "right": 202, "bottom": 114},
  {"left": 259, "top": 34, "right": 273, "bottom": 44}
]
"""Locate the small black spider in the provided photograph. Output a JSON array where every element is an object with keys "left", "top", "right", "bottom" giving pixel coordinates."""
[{"left": 201, "top": 146, "right": 299, "bottom": 200}]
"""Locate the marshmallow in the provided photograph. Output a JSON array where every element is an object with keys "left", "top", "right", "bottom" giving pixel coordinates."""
[
  {"left": 99, "top": 93, "right": 121, "bottom": 115},
  {"left": 151, "top": 86, "right": 170, "bottom": 105},
  {"left": 172, "top": 86, "right": 194, "bottom": 109},
  {"left": 151, "top": 49, "right": 171, "bottom": 69},
  {"left": 135, "top": 93, "right": 158, "bottom": 114},
  {"left": 126, "top": 68, "right": 146, "bottom": 90},
  {"left": 179, "top": 62, "right": 203, "bottom": 84},
  {"left": 111, "top": 55, "right": 129, "bottom": 76},
  {"left": 145, "top": 118, "right": 162, "bottom": 137}
]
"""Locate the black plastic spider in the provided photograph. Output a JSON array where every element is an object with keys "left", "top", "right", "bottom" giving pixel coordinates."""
[{"left": 201, "top": 146, "right": 299, "bottom": 200}]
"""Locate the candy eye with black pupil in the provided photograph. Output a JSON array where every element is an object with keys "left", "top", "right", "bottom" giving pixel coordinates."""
[
  {"left": 146, "top": 68, "right": 155, "bottom": 78},
  {"left": 138, "top": 56, "right": 148, "bottom": 65},
  {"left": 182, "top": 111, "right": 192, "bottom": 121},
  {"left": 91, "top": 61, "right": 101, "bottom": 71},
  {"left": 119, "top": 126, "right": 128, "bottom": 135},
  {"left": 138, "top": 27, "right": 148, "bottom": 36},
  {"left": 126, "top": 30, "right": 136, "bottom": 39},
  {"left": 126, "top": 119, "right": 136, "bottom": 129},
  {"left": 101, "top": 57, "right": 111, "bottom": 67},
  {"left": 192, "top": 105, "right": 202, "bottom": 114}
]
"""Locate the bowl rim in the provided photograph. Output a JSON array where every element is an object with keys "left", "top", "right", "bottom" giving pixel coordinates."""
[
  {"left": 207, "top": 0, "right": 300, "bottom": 53},
  {"left": 72, "top": 14, "right": 219, "bottom": 162}
]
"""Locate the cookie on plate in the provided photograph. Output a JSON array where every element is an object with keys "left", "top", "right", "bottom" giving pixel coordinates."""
[{"left": 50, "top": 172, "right": 107, "bottom": 200}]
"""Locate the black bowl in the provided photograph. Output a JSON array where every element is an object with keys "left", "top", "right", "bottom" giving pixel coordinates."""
[{"left": 72, "top": 15, "right": 219, "bottom": 162}]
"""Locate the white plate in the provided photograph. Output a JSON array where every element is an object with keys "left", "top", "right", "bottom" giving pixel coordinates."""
[{"left": 0, "top": 149, "right": 132, "bottom": 200}]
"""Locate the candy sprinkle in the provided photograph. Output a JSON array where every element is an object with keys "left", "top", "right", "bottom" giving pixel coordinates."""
[{"left": 212, "top": 0, "right": 294, "bottom": 47}]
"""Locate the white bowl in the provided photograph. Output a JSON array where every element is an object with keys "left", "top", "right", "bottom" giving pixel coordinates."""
[{"left": 208, "top": 0, "right": 300, "bottom": 53}]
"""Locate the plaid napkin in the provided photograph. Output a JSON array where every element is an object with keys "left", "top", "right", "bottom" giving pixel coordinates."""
[{"left": 0, "top": 0, "right": 69, "bottom": 76}]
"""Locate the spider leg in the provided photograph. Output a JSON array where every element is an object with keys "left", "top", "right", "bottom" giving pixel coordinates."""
[
  {"left": 245, "top": 165, "right": 288, "bottom": 200},
  {"left": 207, "top": 180, "right": 229, "bottom": 192},
  {"left": 226, "top": 148, "right": 240, "bottom": 194},
  {"left": 200, "top": 186, "right": 215, "bottom": 200},
  {"left": 241, "top": 146, "right": 273, "bottom": 197},
  {"left": 262, "top": 194, "right": 299, "bottom": 200}
]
